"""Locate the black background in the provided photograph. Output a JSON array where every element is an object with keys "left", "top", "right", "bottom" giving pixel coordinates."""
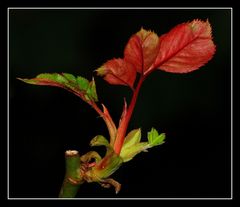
[{"left": 9, "top": 8, "right": 231, "bottom": 198}]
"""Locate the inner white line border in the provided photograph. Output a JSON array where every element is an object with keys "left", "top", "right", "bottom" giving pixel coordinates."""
[{"left": 7, "top": 7, "right": 233, "bottom": 200}]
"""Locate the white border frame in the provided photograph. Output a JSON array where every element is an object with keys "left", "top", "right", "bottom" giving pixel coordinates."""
[{"left": 7, "top": 7, "right": 233, "bottom": 200}]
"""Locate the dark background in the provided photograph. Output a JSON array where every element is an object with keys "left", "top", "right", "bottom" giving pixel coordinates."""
[{"left": 9, "top": 8, "right": 231, "bottom": 198}]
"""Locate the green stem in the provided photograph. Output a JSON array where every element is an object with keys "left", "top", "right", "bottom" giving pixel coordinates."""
[{"left": 59, "top": 150, "right": 84, "bottom": 198}]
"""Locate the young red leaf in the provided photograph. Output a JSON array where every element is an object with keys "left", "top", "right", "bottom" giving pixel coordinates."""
[
  {"left": 124, "top": 28, "right": 160, "bottom": 73},
  {"left": 153, "top": 19, "right": 216, "bottom": 74},
  {"left": 96, "top": 58, "right": 136, "bottom": 88}
]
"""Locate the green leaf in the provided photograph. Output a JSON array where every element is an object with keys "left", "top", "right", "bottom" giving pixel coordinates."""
[
  {"left": 18, "top": 73, "right": 98, "bottom": 102},
  {"left": 120, "top": 142, "right": 149, "bottom": 162},
  {"left": 90, "top": 135, "right": 109, "bottom": 147},
  {"left": 120, "top": 128, "right": 149, "bottom": 162},
  {"left": 148, "top": 127, "right": 166, "bottom": 147},
  {"left": 121, "top": 128, "right": 141, "bottom": 150},
  {"left": 77, "top": 76, "right": 89, "bottom": 91},
  {"left": 147, "top": 127, "right": 158, "bottom": 143},
  {"left": 37, "top": 73, "right": 68, "bottom": 84},
  {"left": 119, "top": 128, "right": 166, "bottom": 162},
  {"left": 62, "top": 73, "right": 77, "bottom": 83}
]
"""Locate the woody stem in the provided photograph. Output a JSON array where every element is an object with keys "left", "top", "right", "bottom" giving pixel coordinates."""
[{"left": 59, "top": 150, "right": 83, "bottom": 198}]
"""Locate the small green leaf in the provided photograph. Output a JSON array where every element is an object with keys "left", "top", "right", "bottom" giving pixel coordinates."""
[
  {"left": 147, "top": 127, "right": 159, "bottom": 144},
  {"left": 152, "top": 133, "right": 166, "bottom": 146},
  {"left": 120, "top": 127, "right": 166, "bottom": 162},
  {"left": 90, "top": 135, "right": 109, "bottom": 147},
  {"left": 148, "top": 127, "right": 166, "bottom": 146}
]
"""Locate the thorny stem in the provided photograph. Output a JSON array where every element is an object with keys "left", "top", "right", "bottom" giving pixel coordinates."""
[{"left": 114, "top": 76, "right": 145, "bottom": 154}]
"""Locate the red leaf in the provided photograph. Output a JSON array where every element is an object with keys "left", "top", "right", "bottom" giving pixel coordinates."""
[
  {"left": 96, "top": 58, "right": 136, "bottom": 88},
  {"left": 96, "top": 20, "right": 216, "bottom": 88},
  {"left": 124, "top": 28, "right": 160, "bottom": 73},
  {"left": 153, "top": 19, "right": 216, "bottom": 74}
]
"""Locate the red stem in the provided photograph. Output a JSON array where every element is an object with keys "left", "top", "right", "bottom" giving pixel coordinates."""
[{"left": 113, "top": 76, "right": 145, "bottom": 154}]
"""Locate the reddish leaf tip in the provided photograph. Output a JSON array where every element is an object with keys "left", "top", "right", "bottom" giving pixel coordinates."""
[
  {"left": 124, "top": 27, "right": 160, "bottom": 74},
  {"left": 95, "top": 66, "right": 106, "bottom": 76}
]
